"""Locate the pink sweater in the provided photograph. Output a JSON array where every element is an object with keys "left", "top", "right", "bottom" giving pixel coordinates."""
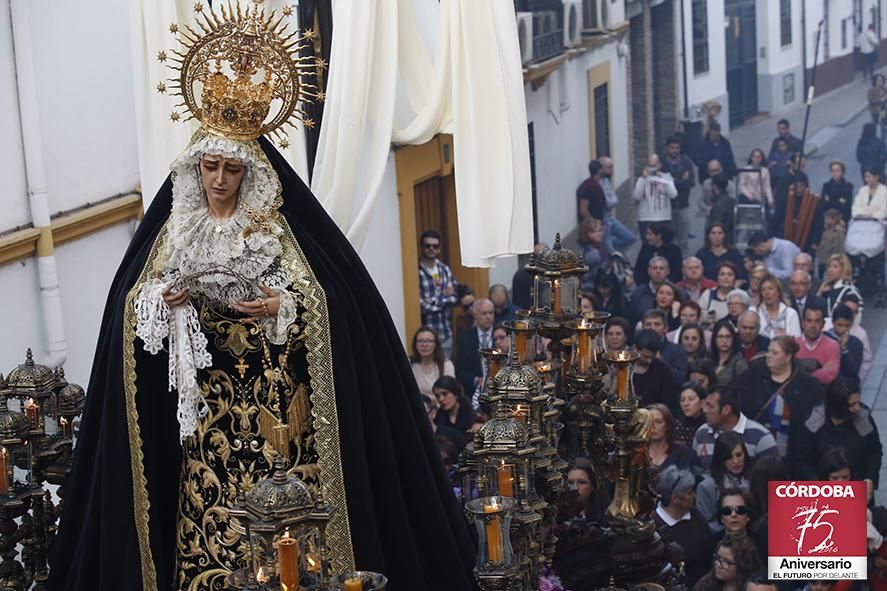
[{"left": 795, "top": 335, "right": 841, "bottom": 386}]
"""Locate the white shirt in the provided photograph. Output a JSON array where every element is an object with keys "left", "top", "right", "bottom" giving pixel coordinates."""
[
  {"left": 861, "top": 29, "right": 879, "bottom": 54},
  {"left": 633, "top": 172, "right": 678, "bottom": 222},
  {"left": 477, "top": 326, "right": 493, "bottom": 349},
  {"left": 852, "top": 183, "right": 887, "bottom": 221},
  {"left": 750, "top": 302, "right": 801, "bottom": 338},
  {"left": 655, "top": 503, "right": 691, "bottom": 526}
]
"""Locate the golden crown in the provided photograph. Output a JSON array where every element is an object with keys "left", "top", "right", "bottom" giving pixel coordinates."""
[{"left": 157, "top": 0, "right": 325, "bottom": 146}]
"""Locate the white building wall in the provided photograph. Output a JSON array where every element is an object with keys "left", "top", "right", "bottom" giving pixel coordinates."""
[
  {"left": 26, "top": 0, "right": 139, "bottom": 215},
  {"left": 676, "top": 0, "right": 728, "bottom": 128},
  {"left": 0, "top": 224, "right": 133, "bottom": 386},
  {"left": 0, "top": 0, "right": 29, "bottom": 229},
  {"left": 756, "top": 0, "right": 804, "bottom": 115}
]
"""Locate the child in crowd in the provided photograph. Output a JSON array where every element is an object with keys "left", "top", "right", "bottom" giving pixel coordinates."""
[{"left": 815, "top": 208, "right": 846, "bottom": 278}]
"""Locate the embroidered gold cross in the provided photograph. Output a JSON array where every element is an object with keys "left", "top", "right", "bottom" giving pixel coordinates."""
[{"left": 235, "top": 357, "right": 249, "bottom": 380}]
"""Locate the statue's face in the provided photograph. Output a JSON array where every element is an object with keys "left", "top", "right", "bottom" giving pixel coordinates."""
[{"left": 200, "top": 154, "right": 245, "bottom": 209}]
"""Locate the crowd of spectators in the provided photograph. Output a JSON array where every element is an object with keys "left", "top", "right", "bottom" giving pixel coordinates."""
[{"left": 412, "top": 116, "right": 887, "bottom": 589}]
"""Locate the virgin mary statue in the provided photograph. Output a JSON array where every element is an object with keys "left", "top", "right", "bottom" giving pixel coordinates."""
[{"left": 47, "top": 4, "right": 475, "bottom": 591}]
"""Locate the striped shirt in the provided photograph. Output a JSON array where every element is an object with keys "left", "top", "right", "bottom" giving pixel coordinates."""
[{"left": 692, "top": 413, "right": 779, "bottom": 469}]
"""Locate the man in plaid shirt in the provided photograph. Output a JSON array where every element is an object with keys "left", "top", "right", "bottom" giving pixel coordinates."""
[{"left": 419, "top": 230, "right": 458, "bottom": 357}]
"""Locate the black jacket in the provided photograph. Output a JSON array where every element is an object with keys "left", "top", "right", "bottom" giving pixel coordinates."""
[
  {"left": 732, "top": 359, "right": 824, "bottom": 430},
  {"left": 454, "top": 328, "right": 482, "bottom": 398},
  {"left": 820, "top": 178, "right": 855, "bottom": 223},
  {"left": 789, "top": 403, "right": 882, "bottom": 484},
  {"left": 789, "top": 293, "right": 826, "bottom": 318},
  {"left": 661, "top": 154, "right": 696, "bottom": 209},
  {"left": 634, "top": 241, "right": 683, "bottom": 286}
]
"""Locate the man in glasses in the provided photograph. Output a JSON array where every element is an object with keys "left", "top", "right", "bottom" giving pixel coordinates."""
[{"left": 418, "top": 230, "right": 458, "bottom": 357}]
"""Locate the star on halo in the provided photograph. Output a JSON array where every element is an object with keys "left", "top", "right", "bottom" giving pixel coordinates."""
[
  {"left": 156, "top": 82, "right": 167, "bottom": 94},
  {"left": 282, "top": 5, "right": 293, "bottom": 16},
  {"left": 315, "top": 91, "right": 326, "bottom": 103},
  {"left": 169, "top": 23, "right": 179, "bottom": 34},
  {"left": 279, "top": 138, "right": 290, "bottom": 149},
  {"left": 170, "top": 111, "right": 181, "bottom": 122},
  {"left": 303, "top": 28, "right": 318, "bottom": 41},
  {"left": 194, "top": 2, "right": 204, "bottom": 13},
  {"left": 157, "top": 50, "right": 168, "bottom": 63},
  {"left": 303, "top": 118, "right": 315, "bottom": 129}
]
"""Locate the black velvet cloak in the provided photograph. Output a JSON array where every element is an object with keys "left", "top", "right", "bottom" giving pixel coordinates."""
[{"left": 48, "top": 138, "right": 476, "bottom": 591}]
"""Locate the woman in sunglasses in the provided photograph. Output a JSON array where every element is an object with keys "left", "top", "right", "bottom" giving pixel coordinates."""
[
  {"left": 696, "top": 431, "right": 751, "bottom": 530},
  {"left": 700, "top": 488, "right": 758, "bottom": 577}
]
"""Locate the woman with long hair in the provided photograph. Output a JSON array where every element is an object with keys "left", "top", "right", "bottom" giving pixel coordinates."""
[
  {"left": 693, "top": 534, "right": 761, "bottom": 590},
  {"left": 654, "top": 281, "right": 685, "bottom": 332},
  {"left": 738, "top": 149, "right": 774, "bottom": 209},
  {"left": 698, "top": 261, "right": 740, "bottom": 326},
  {"left": 432, "top": 376, "right": 478, "bottom": 435},
  {"left": 592, "top": 269, "right": 631, "bottom": 320},
  {"left": 745, "top": 263, "right": 769, "bottom": 308},
  {"left": 852, "top": 166, "right": 887, "bottom": 220},
  {"left": 679, "top": 324, "right": 709, "bottom": 363},
  {"left": 751, "top": 274, "right": 800, "bottom": 338},
  {"left": 818, "top": 253, "right": 864, "bottom": 321},
  {"left": 675, "top": 381, "right": 707, "bottom": 445},
  {"left": 689, "top": 358, "right": 720, "bottom": 393},
  {"left": 696, "top": 431, "right": 751, "bottom": 529},
  {"left": 557, "top": 458, "right": 610, "bottom": 523},
  {"left": 733, "top": 335, "right": 824, "bottom": 457},
  {"left": 647, "top": 403, "right": 695, "bottom": 470},
  {"left": 410, "top": 326, "right": 456, "bottom": 396},
  {"left": 696, "top": 222, "right": 746, "bottom": 283},
  {"left": 710, "top": 320, "right": 747, "bottom": 385}
]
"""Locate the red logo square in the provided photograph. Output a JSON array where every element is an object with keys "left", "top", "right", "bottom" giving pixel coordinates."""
[{"left": 767, "top": 481, "right": 867, "bottom": 580}]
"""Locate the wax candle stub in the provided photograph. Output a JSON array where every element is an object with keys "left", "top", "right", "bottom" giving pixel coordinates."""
[
  {"left": 483, "top": 501, "right": 504, "bottom": 563},
  {"left": 277, "top": 534, "right": 299, "bottom": 591},
  {"left": 343, "top": 577, "right": 362, "bottom": 591},
  {"left": 497, "top": 464, "right": 514, "bottom": 497}
]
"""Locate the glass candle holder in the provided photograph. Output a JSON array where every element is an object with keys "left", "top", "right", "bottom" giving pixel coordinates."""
[
  {"left": 602, "top": 350, "right": 640, "bottom": 401},
  {"left": 465, "top": 496, "right": 517, "bottom": 571}
]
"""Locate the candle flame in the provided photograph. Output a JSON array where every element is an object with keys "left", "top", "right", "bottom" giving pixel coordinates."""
[
  {"left": 490, "top": 498, "right": 499, "bottom": 511},
  {"left": 256, "top": 566, "right": 268, "bottom": 583},
  {"left": 60, "top": 417, "right": 68, "bottom": 426},
  {"left": 579, "top": 318, "right": 588, "bottom": 329},
  {"left": 0, "top": 447, "right": 7, "bottom": 458},
  {"left": 307, "top": 555, "right": 317, "bottom": 568},
  {"left": 281, "top": 530, "right": 291, "bottom": 540}
]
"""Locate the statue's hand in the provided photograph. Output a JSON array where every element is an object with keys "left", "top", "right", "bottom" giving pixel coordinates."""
[
  {"left": 162, "top": 285, "right": 191, "bottom": 307},
  {"left": 231, "top": 284, "right": 280, "bottom": 322}
]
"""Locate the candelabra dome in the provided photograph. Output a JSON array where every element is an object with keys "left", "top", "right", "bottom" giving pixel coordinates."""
[
  {"left": 525, "top": 233, "right": 585, "bottom": 275},
  {"left": 6, "top": 349, "right": 56, "bottom": 398}
]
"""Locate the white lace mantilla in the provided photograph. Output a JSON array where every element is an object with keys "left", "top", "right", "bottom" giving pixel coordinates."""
[{"left": 134, "top": 132, "right": 299, "bottom": 439}]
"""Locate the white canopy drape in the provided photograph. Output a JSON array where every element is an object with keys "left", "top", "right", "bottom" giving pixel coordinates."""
[{"left": 312, "top": 0, "right": 533, "bottom": 267}]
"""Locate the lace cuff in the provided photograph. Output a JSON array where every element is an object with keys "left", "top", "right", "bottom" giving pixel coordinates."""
[
  {"left": 134, "top": 280, "right": 170, "bottom": 354},
  {"left": 169, "top": 304, "right": 213, "bottom": 440},
  {"left": 133, "top": 278, "right": 213, "bottom": 440},
  {"left": 262, "top": 288, "right": 299, "bottom": 345}
]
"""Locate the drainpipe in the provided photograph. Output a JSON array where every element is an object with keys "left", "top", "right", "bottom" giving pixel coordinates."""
[
  {"left": 801, "top": 0, "right": 808, "bottom": 90},
  {"left": 10, "top": 0, "right": 68, "bottom": 368},
  {"left": 679, "top": 0, "right": 689, "bottom": 119}
]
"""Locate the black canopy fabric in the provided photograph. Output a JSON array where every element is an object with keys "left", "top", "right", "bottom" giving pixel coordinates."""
[{"left": 48, "top": 137, "right": 476, "bottom": 591}]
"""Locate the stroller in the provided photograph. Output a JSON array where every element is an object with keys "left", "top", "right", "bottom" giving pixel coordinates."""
[{"left": 844, "top": 217, "right": 887, "bottom": 308}]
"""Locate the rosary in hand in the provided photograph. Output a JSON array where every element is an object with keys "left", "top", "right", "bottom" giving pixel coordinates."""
[{"left": 160, "top": 266, "right": 280, "bottom": 321}]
